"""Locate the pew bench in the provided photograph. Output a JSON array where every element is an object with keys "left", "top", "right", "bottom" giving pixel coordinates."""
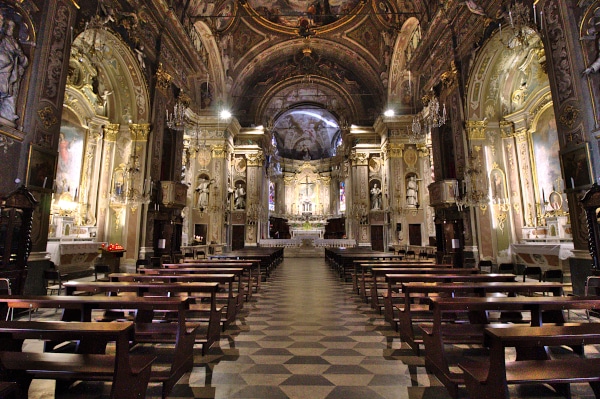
[
  {"left": 63, "top": 281, "right": 224, "bottom": 350},
  {"left": 396, "top": 281, "right": 563, "bottom": 356},
  {"left": 0, "top": 295, "right": 198, "bottom": 399},
  {"left": 459, "top": 324, "right": 600, "bottom": 399},
  {"left": 421, "top": 295, "right": 600, "bottom": 398},
  {"left": 368, "top": 267, "right": 479, "bottom": 312},
  {"left": 107, "top": 273, "right": 238, "bottom": 330},
  {"left": 383, "top": 274, "right": 517, "bottom": 328},
  {"left": 0, "top": 320, "right": 154, "bottom": 399},
  {"left": 163, "top": 260, "right": 258, "bottom": 299}
]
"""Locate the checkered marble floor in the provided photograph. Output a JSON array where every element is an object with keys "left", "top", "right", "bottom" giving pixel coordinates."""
[{"left": 24, "top": 257, "right": 600, "bottom": 398}]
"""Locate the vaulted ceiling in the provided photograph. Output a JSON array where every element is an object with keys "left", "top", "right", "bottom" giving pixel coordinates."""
[{"left": 186, "top": 0, "right": 433, "bottom": 127}]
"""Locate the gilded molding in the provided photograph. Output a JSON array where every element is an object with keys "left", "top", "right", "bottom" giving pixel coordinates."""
[
  {"left": 103, "top": 124, "right": 120, "bottom": 142},
  {"left": 129, "top": 123, "right": 150, "bottom": 141},
  {"left": 558, "top": 104, "right": 580, "bottom": 129},
  {"left": 211, "top": 144, "right": 227, "bottom": 158},
  {"left": 466, "top": 120, "right": 488, "bottom": 140},
  {"left": 37, "top": 106, "right": 58, "bottom": 128},
  {"left": 247, "top": 151, "right": 265, "bottom": 166},
  {"left": 388, "top": 143, "right": 404, "bottom": 158},
  {"left": 155, "top": 63, "right": 172, "bottom": 91},
  {"left": 499, "top": 120, "right": 514, "bottom": 138}
]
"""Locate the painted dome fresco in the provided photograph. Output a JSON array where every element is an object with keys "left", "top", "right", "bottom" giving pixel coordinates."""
[{"left": 272, "top": 107, "right": 341, "bottom": 161}]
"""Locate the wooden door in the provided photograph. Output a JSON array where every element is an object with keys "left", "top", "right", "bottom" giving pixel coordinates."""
[
  {"left": 408, "top": 224, "right": 421, "bottom": 246},
  {"left": 371, "top": 225, "right": 384, "bottom": 251},
  {"left": 232, "top": 225, "right": 245, "bottom": 250}
]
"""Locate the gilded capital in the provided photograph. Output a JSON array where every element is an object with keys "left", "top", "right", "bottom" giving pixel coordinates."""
[
  {"left": 499, "top": 120, "right": 514, "bottom": 138},
  {"left": 211, "top": 144, "right": 227, "bottom": 158},
  {"left": 350, "top": 150, "right": 368, "bottom": 166},
  {"left": 129, "top": 123, "right": 151, "bottom": 141},
  {"left": 247, "top": 151, "right": 265, "bottom": 166},
  {"left": 388, "top": 143, "right": 404, "bottom": 158},
  {"left": 466, "top": 120, "right": 487, "bottom": 140},
  {"left": 103, "top": 124, "right": 120, "bottom": 142}
]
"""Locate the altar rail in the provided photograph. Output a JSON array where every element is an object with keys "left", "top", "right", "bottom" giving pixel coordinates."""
[{"left": 258, "top": 238, "right": 356, "bottom": 248}]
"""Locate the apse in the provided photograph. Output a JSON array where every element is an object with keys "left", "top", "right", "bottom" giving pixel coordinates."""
[{"left": 272, "top": 107, "right": 341, "bottom": 160}]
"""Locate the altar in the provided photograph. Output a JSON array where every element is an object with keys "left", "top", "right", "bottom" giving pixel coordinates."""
[
  {"left": 511, "top": 243, "right": 574, "bottom": 271},
  {"left": 291, "top": 229, "right": 323, "bottom": 238},
  {"left": 46, "top": 240, "right": 103, "bottom": 275}
]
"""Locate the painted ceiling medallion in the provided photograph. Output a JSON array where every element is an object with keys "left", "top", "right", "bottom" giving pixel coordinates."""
[{"left": 246, "top": 0, "right": 362, "bottom": 32}]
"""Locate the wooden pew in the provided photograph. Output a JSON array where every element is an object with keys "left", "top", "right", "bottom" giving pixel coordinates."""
[
  {"left": 396, "top": 281, "right": 564, "bottom": 356},
  {"left": 351, "top": 260, "right": 450, "bottom": 296},
  {"left": 172, "top": 260, "right": 260, "bottom": 296},
  {"left": 0, "top": 320, "right": 154, "bottom": 399},
  {"left": 459, "top": 324, "right": 600, "bottom": 399},
  {"left": 159, "top": 263, "right": 255, "bottom": 301},
  {"left": 367, "top": 267, "right": 479, "bottom": 310},
  {"left": 383, "top": 273, "right": 517, "bottom": 328},
  {"left": 0, "top": 295, "right": 197, "bottom": 399},
  {"left": 421, "top": 295, "right": 600, "bottom": 398},
  {"left": 108, "top": 273, "right": 240, "bottom": 330}
]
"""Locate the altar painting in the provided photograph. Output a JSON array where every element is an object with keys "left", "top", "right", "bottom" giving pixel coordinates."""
[
  {"left": 56, "top": 120, "right": 85, "bottom": 198},
  {"left": 531, "top": 108, "right": 560, "bottom": 197}
]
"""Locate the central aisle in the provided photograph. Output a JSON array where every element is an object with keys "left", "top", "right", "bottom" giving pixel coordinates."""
[{"left": 187, "top": 257, "right": 451, "bottom": 399}]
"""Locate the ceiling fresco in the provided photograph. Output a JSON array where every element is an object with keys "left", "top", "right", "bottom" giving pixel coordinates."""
[
  {"left": 272, "top": 108, "right": 341, "bottom": 160},
  {"left": 247, "top": 0, "right": 362, "bottom": 28}
]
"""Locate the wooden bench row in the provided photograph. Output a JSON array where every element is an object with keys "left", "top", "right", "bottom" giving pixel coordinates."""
[{"left": 0, "top": 295, "right": 197, "bottom": 399}]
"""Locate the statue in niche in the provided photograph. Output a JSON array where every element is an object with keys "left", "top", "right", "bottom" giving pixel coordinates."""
[
  {"left": 196, "top": 177, "right": 213, "bottom": 209},
  {"left": 234, "top": 183, "right": 246, "bottom": 209},
  {"left": 370, "top": 183, "right": 382, "bottom": 210},
  {"left": 0, "top": 16, "right": 28, "bottom": 127},
  {"left": 406, "top": 176, "right": 419, "bottom": 207}
]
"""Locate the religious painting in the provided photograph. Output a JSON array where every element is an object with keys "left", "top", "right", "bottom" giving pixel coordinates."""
[
  {"left": 214, "top": 0, "right": 235, "bottom": 31},
  {"left": 55, "top": 120, "right": 85, "bottom": 198},
  {"left": 339, "top": 181, "right": 346, "bottom": 212},
  {"left": 272, "top": 108, "right": 340, "bottom": 160},
  {"left": 489, "top": 168, "right": 506, "bottom": 203},
  {"left": 561, "top": 142, "right": 593, "bottom": 190},
  {"left": 531, "top": 107, "right": 561, "bottom": 198},
  {"left": 26, "top": 144, "right": 56, "bottom": 192},
  {"left": 268, "top": 181, "right": 275, "bottom": 211},
  {"left": 247, "top": 0, "right": 361, "bottom": 28}
]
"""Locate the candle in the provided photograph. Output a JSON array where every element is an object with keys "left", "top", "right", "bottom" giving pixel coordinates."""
[
  {"left": 542, "top": 188, "right": 545, "bottom": 203},
  {"left": 509, "top": 10, "right": 513, "bottom": 27},
  {"left": 533, "top": 4, "right": 537, "bottom": 25},
  {"left": 571, "top": 177, "right": 575, "bottom": 189},
  {"left": 499, "top": 22, "right": 502, "bottom": 36},
  {"left": 540, "top": 11, "right": 543, "bottom": 30},
  {"left": 43, "top": 177, "right": 47, "bottom": 188}
]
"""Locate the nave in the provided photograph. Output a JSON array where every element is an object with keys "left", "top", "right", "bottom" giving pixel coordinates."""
[{"left": 25, "top": 257, "right": 597, "bottom": 399}]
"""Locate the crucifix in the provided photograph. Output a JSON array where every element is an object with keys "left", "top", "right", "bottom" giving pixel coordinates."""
[{"left": 300, "top": 177, "right": 313, "bottom": 213}]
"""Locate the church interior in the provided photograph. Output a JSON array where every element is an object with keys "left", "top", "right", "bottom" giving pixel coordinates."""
[{"left": 3, "top": 0, "right": 600, "bottom": 398}]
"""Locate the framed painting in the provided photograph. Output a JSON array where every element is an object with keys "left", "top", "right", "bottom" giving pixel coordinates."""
[
  {"left": 560, "top": 142, "right": 593, "bottom": 190},
  {"left": 26, "top": 144, "right": 56, "bottom": 191}
]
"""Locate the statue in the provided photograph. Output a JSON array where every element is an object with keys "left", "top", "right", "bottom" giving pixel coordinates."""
[
  {"left": 0, "top": 16, "right": 29, "bottom": 127},
  {"left": 196, "top": 177, "right": 212, "bottom": 209},
  {"left": 370, "top": 183, "right": 382, "bottom": 210},
  {"left": 234, "top": 183, "right": 246, "bottom": 209},
  {"left": 406, "top": 176, "right": 418, "bottom": 207}
]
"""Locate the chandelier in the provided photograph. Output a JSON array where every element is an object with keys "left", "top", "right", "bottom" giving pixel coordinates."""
[
  {"left": 166, "top": 91, "right": 190, "bottom": 131},
  {"left": 110, "top": 136, "right": 150, "bottom": 213},
  {"left": 410, "top": 92, "right": 446, "bottom": 143},
  {"left": 455, "top": 147, "right": 489, "bottom": 212},
  {"left": 499, "top": 1, "right": 538, "bottom": 49}
]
